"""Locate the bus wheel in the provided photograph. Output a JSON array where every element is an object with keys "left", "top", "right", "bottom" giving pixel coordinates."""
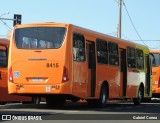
[
  {"left": 133, "top": 86, "right": 143, "bottom": 105},
  {"left": 32, "top": 97, "right": 41, "bottom": 104},
  {"left": 98, "top": 84, "right": 107, "bottom": 107},
  {"left": 88, "top": 84, "right": 108, "bottom": 107}
]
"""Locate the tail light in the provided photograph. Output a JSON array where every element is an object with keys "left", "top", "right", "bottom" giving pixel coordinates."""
[
  {"left": 9, "top": 67, "right": 14, "bottom": 83},
  {"left": 62, "top": 66, "right": 69, "bottom": 82},
  {"left": 158, "top": 77, "right": 160, "bottom": 88}
]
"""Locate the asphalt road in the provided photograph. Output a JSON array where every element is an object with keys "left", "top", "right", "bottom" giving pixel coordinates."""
[{"left": 0, "top": 100, "right": 160, "bottom": 122}]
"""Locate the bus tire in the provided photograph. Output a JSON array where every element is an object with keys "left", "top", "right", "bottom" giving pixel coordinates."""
[
  {"left": 98, "top": 84, "right": 107, "bottom": 107},
  {"left": 88, "top": 84, "right": 108, "bottom": 107},
  {"left": 0, "top": 102, "right": 6, "bottom": 105},
  {"left": 133, "top": 86, "right": 143, "bottom": 105},
  {"left": 32, "top": 97, "right": 41, "bottom": 104}
]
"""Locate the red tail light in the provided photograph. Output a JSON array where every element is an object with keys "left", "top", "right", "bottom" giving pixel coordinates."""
[
  {"left": 62, "top": 66, "right": 69, "bottom": 82},
  {"left": 158, "top": 77, "right": 160, "bottom": 88},
  {"left": 9, "top": 67, "right": 14, "bottom": 83}
]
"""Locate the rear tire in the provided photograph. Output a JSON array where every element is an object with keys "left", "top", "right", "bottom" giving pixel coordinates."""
[
  {"left": 88, "top": 84, "right": 107, "bottom": 107},
  {"left": 98, "top": 84, "right": 107, "bottom": 107},
  {"left": 133, "top": 86, "right": 143, "bottom": 105},
  {"left": 32, "top": 97, "right": 41, "bottom": 104},
  {"left": 0, "top": 102, "right": 6, "bottom": 105}
]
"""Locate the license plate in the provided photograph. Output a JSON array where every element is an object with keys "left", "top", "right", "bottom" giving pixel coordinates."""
[{"left": 32, "top": 78, "right": 43, "bottom": 82}]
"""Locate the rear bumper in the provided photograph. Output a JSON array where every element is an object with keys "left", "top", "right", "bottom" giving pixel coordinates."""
[{"left": 8, "top": 82, "right": 71, "bottom": 95}]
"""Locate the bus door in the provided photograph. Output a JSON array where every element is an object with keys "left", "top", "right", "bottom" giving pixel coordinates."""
[
  {"left": 72, "top": 33, "right": 87, "bottom": 98},
  {"left": 145, "top": 54, "right": 151, "bottom": 95},
  {"left": 86, "top": 41, "right": 96, "bottom": 97},
  {"left": 120, "top": 49, "right": 127, "bottom": 97}
]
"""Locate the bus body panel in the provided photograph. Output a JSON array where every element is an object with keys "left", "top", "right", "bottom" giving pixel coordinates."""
[
  {"left": 152, "top": 67, "right": 160, "bottom": 93},
  {"left": 150, "top": 50, "right": 160, "bottom": 97},
  {"left": 0, "top": 39, "right": 32, "bottom": 103},
  {"left": 8, "top": 24, "right": 72, "bottom": 95}
]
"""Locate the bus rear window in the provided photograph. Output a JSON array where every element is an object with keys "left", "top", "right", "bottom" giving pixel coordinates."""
[
  {"left": 152, "top": 53, "right": 160, "bottom": 67},
  {"left": 15, "top": 27, "right": 66, "bottom": 49}
]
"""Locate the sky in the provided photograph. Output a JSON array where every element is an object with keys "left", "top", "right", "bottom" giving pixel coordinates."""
[{"left": 0, "top": 0, "right": 160, "bottom": 49}]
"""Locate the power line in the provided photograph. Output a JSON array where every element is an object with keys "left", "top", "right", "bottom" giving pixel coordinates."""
[
  {"left": 122, "top": 1, "right": 148, "bottom": 47},
  {"left": 121, "top": 33, "right": 130, "bottom": 40},
  {"left": 0, "top": 20, "right": 12, "bottom": 30},
  {"left": 0, "top": 12, "right": 12, "bottom": 30}
]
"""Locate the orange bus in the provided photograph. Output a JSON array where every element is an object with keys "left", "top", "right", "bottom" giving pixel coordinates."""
[
  {"left": 8, "top": 22, "right": 152, "bottom": 107},
  {"left": 150, "top": 50, "right": 160, "bottom": 97},
  {"left": 0, "top": 38, "right": 32, "bottom": 104}
]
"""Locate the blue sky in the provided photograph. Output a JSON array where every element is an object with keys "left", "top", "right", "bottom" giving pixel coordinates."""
[{"left": 0, "top": 0, "right": 160, "bottom": 49}]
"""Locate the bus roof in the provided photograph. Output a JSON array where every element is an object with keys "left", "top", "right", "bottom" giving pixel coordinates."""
[
  {"left": 14, "top": 22, "right": 148, "bottom": 50},
  {"left": 0, "top": 38, "right": 10, "bottom": 45}
]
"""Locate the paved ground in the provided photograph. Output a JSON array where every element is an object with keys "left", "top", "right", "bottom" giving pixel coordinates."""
[{"left": 0, "top": 100, "right": 160, "bottom": 122}]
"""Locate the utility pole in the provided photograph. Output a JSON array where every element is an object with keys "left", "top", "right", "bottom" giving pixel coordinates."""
[{"left": 117, "top": 0, "right": 122, "bottom": 38}]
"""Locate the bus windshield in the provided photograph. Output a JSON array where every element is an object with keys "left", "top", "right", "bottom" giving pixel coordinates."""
[
  {"left": 15, "top": 27, "right": 66, "bottom": 49},
  {"left": 151, "top": 53, "right": 160, "bottom": 67}
]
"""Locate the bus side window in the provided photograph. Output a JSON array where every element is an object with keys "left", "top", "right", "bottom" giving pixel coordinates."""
[
  {"left": 0, "top": 45, "right": 7, "bottom": 68},
  {"left": 151, "top": 53, "right": 159, "bottom": 67},
  {"left": 73, "top": 33, "right": 85, "bottom": 62},
  {"left": 127, "top": 47, "right": 136, "bottom": 68},
  {"left": 108, "top": 42, "right": 119, "bottom": 66},
  {"left": 136, "top": 49, "right": 144, "bottom": 70},
  {"left": 96, "top": 39, "right": 108, "bottom": 64}
]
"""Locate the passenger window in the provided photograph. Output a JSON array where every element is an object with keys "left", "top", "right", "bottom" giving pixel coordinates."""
[
  {"left": 136, "top": 49, "right": 144, "bottom": 70},
  {"left": 127, "top": 47, "right": 136, "bottom": 68},
  {"left": 96, "top": 39, "right": 108, "bottom": 64},
  {"left": 0, "top": 45, "right": 7, "bottom": 68},
  {"left": 73, "top": 33, "right": 85, "bottom": 62},
  {"left": 151, "top": 53, "right": 160, "bottom": 67},
  {"left": 108, "top": 42, "right": 119, "bottom": 66}
]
